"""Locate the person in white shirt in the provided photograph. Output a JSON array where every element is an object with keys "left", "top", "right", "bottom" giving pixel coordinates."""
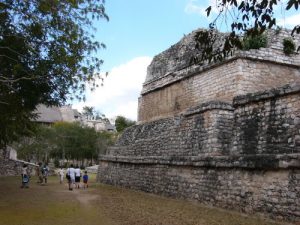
[
  {"left": 74, "top": 165, "right": 81, "bottom": 189},
  {"left": 66, "top": 164, "right": 75, "bottom": 191},
  {"left": 58, "top": 168, "right": 64, "bottom": 184}
]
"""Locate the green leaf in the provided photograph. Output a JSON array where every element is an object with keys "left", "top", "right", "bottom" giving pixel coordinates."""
[
  {"left": 286, "top": 0, "right": 295, "bottom": 10},
  {"left": 205, "top": 6, "right": 212, "bottom": 17}
]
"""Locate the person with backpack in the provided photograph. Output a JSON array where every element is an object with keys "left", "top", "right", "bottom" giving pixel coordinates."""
[
  {"left": 66, "top": 164, "right": 75, "bottom": 191},
  {"left": 21, "top": 164, "right": 29, "bottom": 188},
  {"left": 41, "top": 164, "right": 49, "bottom": 184}
]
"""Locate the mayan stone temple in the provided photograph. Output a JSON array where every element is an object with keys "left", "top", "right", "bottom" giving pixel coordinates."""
[{"left": 98, "top": 29, "right": 300, "bottom": 222}]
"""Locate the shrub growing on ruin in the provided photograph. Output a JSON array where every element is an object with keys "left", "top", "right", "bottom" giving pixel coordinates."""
[
  {"left": 242, "top": 34, "right": 268, "bottom": 50},
  {"left": 283, "top": 38, "right": 296, "bottom": 55}
]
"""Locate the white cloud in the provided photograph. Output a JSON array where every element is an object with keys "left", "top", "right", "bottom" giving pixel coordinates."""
[
  {"left": 72, "top": 56, "right": 152, "bottom": 121},
  {"left": 277, "top": 14, "right": 300, "bottom": 28},
  {"left": 184, "top": 0, "right": 207, "bottom": 16},
  {"left": 184, "top": 0, "right": 219, "bottom": 17}
]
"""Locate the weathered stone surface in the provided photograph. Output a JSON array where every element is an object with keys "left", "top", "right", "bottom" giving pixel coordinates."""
[
  {"left": 99, "top": 85, "right": 300, "bottom": 222},
  {"left": 98, "top": 162, "right": 300, "bottom": 221},
  {"left": 112, "top": 101, "right": 233, "bottom": 157},
  {"left": 139, "top": 29, "right": 300, "bottom": 123},
  {"left": 98, "top": 28, "right": 300, "bottom": 222},
  {"left": 0, "top": 150, "right": 37, "bottom": 176}
]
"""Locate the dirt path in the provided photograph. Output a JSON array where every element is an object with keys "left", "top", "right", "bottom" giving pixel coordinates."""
[{"left": 0, "top": 176, "right": 286, "bottom": 225}]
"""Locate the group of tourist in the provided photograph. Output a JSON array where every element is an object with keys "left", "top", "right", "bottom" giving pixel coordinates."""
[
  {"left": 20, "top": 163, "right": 89, "bottom": 190},
  {"left": 21, "top": 162, "right": 49, "bottom": 188},
  {"left": 62, "top": 164, "right": 89, "bottom": 191}
]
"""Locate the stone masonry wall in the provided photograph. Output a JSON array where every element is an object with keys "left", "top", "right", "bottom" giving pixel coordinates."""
[
  {"left": 138, "top": 60, "right": 240, "bottom": 122},
  {"left": 0, "top": 149, "right": 37, "bottom": 176},
  {"left": 99, "top": 83, "right": 300, "bottom": 222},
  {"left": 232, "top": 83, "right": 300, "bottom": 156},
  {"left": 143, "top": 29, "right": 300, "bottom": 87},
  {"left": 110, "top": 101, "right": 233, "bottom": 157},
  {"left": 99, "top": 29, "right": 300, "bottom": 222},
  {"left": 99, "top": 163, "right": 300, "bottom": 221},
  {"left": 139, "top": 58, "right": 300, "bottom": 123},
  {"left": 138, "top": 29, "right": 300, "bottom": 123}
]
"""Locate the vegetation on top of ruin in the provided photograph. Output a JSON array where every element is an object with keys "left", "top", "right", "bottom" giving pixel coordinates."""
[
  {"left": 193, "top": 0, "right": 300, "bottom": 64},
  {"left": 283, "top": 37, "right": 296, "bottom": 54}
]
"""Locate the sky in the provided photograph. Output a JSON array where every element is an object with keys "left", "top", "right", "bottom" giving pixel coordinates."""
[{"left": 71, "top": 0, "right": 300, "bottom": 121}]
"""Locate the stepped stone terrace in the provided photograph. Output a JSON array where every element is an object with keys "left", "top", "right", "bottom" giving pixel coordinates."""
[{"left": 98, "top": 29, "right": 300, "bottom": 222}]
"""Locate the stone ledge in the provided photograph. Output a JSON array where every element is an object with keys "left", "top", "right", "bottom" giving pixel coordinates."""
[
  {"left": 233, "top": 82, "right": 300, "bottom": 106},
  {"left": 99, "top": 154, "right": 300, "bottom": 169},
  {"left": 184, "top": 101, "right": 233, "bottom": 117}
]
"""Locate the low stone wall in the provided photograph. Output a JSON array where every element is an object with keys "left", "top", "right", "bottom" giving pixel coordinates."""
[
  {"left": 0, "top": 149, "right": 37, "bottom": 176},
  {"left": 99, "top": 162, "right": 299, "bottom": 221},
  {"left": 0, "top": 158, "right": 37, "bottom": 176},
  {"left": 98, "top": 83, "right": 300, "bottom": 222}
]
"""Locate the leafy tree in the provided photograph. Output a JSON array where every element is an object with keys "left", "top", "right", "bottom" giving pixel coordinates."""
[
  {"left": 82, "top": 106, "right": 95, "bottom": 118},
  {"left": 115, "top": 116, "right": 136, "bottom": 133},
  {"left": 82, "top": 106, "right": 104, "bottom": 119},
  {"left": 193, "top": 0, "right": 300, "bottom": 63},
  {"left": 51, "top": 122, "right": 98, "bottom": 162},
  {"left": 15, "top": 125, "right": 56, "bottom": 163},
  {"left": 16, "top": 122, "right": 116, "bottom": 165},
  {"left": 97, "top": 131, "right": 117, "bottom": 155},
  {"left": 0, "top": 0, "right": 108, "bottom": 149}
]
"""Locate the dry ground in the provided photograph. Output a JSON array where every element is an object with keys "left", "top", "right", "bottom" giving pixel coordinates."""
[{"left": 0, "top": 175, "right": 286, "bottom": 225}]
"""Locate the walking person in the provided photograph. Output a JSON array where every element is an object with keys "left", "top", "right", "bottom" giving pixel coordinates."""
[
  {"left": 21, "top": 164, "right": 29, "bottom": 188},
  {"left": 58, "top": 167, "right": 64, "bottom": 184},
  {"left": 41, "top": 164, "right": 49, "bottom": 184},
  {"left": 75, "top": 165, "right": 81, "bottom": 189},
  {"left": 37, "top": 162, "right": 43, "bottom": 183},
  {"left": 66, "top": 164, "right": 75, "bottom": 191},
  {"left": 83, "top": 171, "right": 89, "bottom": 189}
]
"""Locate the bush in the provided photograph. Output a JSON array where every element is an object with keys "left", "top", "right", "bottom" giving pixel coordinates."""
[
  {"left": 242, "top": 34, "right": 267, "bottom": 50},
  {"left": 283, "top": 38, "right": 295, "bottom": 55}
]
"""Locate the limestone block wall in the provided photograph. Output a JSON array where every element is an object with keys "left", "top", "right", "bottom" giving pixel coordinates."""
[
  {"left": 138, "top": 29, "right": 300, "bottom": 123},
  {"left": 232, "top": 83, "right": 300, "bottom": 155},
  {"left": 98, "top": 28, "right": 300, "bottom": 221},
  {"left": 110, "top": 101, "right": 234, "bottom": 157},
  {"left": 0, "top": 149, "right": 37, "bottom": 176},
  {"left": 99, "top": 163, "right": 299, "bottom": 221},
  {"left": 138, "top": 60, "right": 240, "bottom": 122},
  {"left": 0, "top": 158, "right": 37, "bottom": 176},
  {"left": 143, "top": 29, "right": 300, "bottom": 87},
  {"left": 99, "top": 83, "right": 300, "bottom": 222},
  {"left": 139, "top": 58, "right": 300, "bottom": 123}
]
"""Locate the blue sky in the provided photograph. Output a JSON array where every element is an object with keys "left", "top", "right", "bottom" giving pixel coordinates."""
[
  {"left": 95, "top": 0, "right": 207, "bottom": 72},
  {"left": 72, "top": 0, "right": 300, "bottom": 122}
]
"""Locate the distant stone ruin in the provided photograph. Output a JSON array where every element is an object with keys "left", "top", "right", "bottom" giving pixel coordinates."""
[{"left": 98, "top": 29, "right": 300, "bottom": 222}]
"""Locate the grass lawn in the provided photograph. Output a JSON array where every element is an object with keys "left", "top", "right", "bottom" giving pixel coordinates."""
[{"left": 0, "top": 175, "right": 286, "bottom": 225}]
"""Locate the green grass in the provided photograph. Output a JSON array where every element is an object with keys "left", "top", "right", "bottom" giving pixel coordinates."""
[{"left": 0, "top": 175, "right": 285, "bottom": 225}]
